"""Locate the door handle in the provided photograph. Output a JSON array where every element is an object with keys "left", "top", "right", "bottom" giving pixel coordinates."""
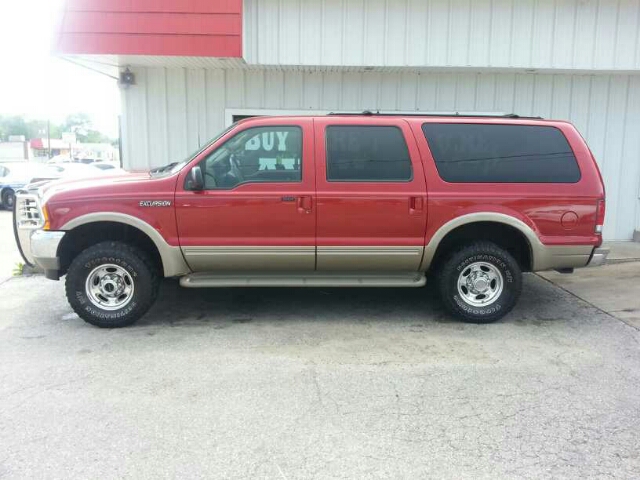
[
  {"left": 297, "top": 196, "right": 313, "bottom": 214},
  {"left": 409, "top": 196, "right": 423, "bottom": 215}
]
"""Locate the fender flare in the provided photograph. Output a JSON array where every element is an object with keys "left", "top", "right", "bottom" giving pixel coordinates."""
[
  {"left": 61, "top": 212, "right": 190, "bottom": 277},
  {"left": 421, "top": 212, "right": 543, "bottom": 270}
]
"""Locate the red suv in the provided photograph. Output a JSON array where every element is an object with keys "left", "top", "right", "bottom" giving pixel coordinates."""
[{"left": 14, "top": 113, "right": 608, "bottom": 328}]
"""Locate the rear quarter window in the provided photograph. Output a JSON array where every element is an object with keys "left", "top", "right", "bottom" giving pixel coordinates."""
[{"left": 421, "top": 123, "right": 581, "bottom": 183}]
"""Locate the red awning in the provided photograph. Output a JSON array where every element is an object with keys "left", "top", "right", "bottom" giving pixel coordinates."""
[
  {"left": 30, "top": 139, "right": 73, "bottom": 150},
  {"left": 55, "top": 0, "right": 242, "bottom": 58}
]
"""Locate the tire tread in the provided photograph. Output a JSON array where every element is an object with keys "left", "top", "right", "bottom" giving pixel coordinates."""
[
  {"left": 438, "top": 241, "right": 522, "bottom": 323},
  {"left": 65, "top": 241, "right": 159, "bottom": 328}
]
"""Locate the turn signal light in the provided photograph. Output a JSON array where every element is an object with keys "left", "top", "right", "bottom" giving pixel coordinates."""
[
  {"left": 595, "top": 199, "right": 605, "bottom": 235},
  {"left": 42, "top": 204, "right": 51, "bottom": 231}
]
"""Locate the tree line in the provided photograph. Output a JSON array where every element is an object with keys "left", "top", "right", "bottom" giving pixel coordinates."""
[{"left": 0, "top": 113, "right": 117, "bottom": 145}]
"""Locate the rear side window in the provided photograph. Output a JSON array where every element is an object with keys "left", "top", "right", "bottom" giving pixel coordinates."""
[
  {"left": 421, "top": 124, "right": 581, "bottom": 183},
  {"left": 326, "top": 126, "right": 412, "bottom": 182}
]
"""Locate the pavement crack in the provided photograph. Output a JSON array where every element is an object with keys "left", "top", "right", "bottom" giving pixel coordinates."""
[
  {"left": 272, "top": 459, "right": 288, "bottom": 480},
  {"left": 535, "top": 273, "right": 640, "bottom": 333}
]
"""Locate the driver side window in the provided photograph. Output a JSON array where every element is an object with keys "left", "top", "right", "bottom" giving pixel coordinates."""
[{"left": 198, "top": 125, "right": 303, "bottom": 190}]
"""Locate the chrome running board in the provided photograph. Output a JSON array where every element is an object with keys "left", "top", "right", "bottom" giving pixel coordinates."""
[{"left": 180, "top": 272, "right": 426, "bottom": 288}]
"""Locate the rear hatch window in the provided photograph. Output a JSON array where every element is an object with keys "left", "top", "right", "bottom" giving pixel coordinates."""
[{"left": 422, "top": 124, "right": 581, "bottom": 183}]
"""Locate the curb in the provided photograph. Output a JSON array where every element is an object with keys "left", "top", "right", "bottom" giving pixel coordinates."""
[{"left": 605, "top": 258, "right": 640, "bottom": 265}]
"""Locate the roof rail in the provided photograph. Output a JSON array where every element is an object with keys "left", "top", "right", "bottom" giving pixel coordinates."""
[{"left": 327, "top": 110, "right": 544, "bottom": 120}]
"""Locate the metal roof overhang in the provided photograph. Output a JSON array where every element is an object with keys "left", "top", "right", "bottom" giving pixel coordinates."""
[
  {"left": 55, "top": 0, "right": 243, "bottom": 76},
  {"left": 60, "top": 55, "right": 640, "bottom": 79},
  {"left": 55, "top": 1, "right": 640, "bottom": 77}
]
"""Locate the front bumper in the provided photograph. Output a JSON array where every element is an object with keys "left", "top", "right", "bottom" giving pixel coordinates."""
[
  {"left": 587, "top": 247, "right": 610, "bottom": 267},
  {"left": 14, "top": 190, "right": 64, "bottom": 279},
  {"left": 30, "top": 230, "right": 65, "bottom": 274}
]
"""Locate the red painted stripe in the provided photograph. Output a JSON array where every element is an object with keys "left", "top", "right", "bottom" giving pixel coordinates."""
[
  {"left": 65, "top": 0, "right": 242, "bottom": 14},
  {"left": 57, "top": 33, "right": 243, "bottom": 57},
  {"left": 63, "top": 12, "right": 242, "bottom": 36}
]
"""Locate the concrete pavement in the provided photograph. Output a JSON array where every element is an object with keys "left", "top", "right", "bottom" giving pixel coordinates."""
[
  {"left": 2, "top": 213, "right": 640, "bottom": 478},
  {"left": 1, "top": 274, "right": 639, "bottom": 479},
  {"left": 0, "top": 210, "right": 21, "bottom": 282},
  {"left": 541, "top": 262, "right": 640, "bottom": 329},
  {"left": 604, "top": 241, "right": 640, "bottom": 264}
]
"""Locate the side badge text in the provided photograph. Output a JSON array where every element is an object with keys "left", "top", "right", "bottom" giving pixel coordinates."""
[{"left": 139, "top": 200, "right": 172, "bottom": 207}]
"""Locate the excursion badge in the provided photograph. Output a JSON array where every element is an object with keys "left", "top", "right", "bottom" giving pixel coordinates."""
[{"left": 139, "top": 200, "right": 172, "bottom": 207}]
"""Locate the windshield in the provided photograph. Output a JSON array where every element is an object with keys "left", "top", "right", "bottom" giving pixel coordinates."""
[{"left": 150, "top": 124, "right": 237, "bottom": 177}]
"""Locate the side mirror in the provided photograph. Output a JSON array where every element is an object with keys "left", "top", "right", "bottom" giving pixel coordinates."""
[{"left": 188, "top": 166, "right": 204, "bottom": 191}]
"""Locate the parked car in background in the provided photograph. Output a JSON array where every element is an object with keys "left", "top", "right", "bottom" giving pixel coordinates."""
[
  {"left": 1, "top": 162, "right": 123, "bottom": 210},
  {"left": 14, "top": 113, "right": 608, "bottom": 328},
  {"left": 77, "top": 158, "right": 95, "bottom": 164},
  {"left": 1, "top": 163, "right": 56, "bottom": 210},
  {"left": 91, "top": 162, "right": 122, "bottom": 172},
  {"left": 46, "top": 155, "right": 122, "bottom": 172},
  {"left": 43, "top": 163, "right": 124, "bottom": 178},
  {"left": 46, "top": 154, "right": 73, "bottom": 165}
]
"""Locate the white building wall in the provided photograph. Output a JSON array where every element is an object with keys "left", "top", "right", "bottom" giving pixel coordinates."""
[
  {"left": 0, "top": 142, "right": 28, "bottom": 161},
  {"left": 122, "top": 67, "right": 640, "bottom": 241},
  {"left": 244, "top": 0, "right": 640, "bottom": 71}
]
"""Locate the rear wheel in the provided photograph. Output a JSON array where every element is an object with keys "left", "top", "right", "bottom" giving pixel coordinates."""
[
  {"left": 2, "top": 189, "right": 15, "bottom": 210},
  {"left": 65, "top": 241, "right": 159, "bottom": 328},
  {"left": 438, "top": 241, "right": 522, "bottom": 323}
]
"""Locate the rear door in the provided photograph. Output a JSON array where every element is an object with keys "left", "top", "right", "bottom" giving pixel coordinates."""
[{"left": 314, "top": 117, "right": 428, "bottom": 271}]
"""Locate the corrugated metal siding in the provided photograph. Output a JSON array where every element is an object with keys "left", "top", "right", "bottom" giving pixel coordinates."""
[
  {"left": 122, "top": 67, "right": 640, "bottom": 240},
  {"left": 244, "top": 0, "right": 640, "bottom": 71}
]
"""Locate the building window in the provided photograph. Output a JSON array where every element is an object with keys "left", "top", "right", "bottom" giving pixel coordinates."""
[
  {"left": 422, "top": 123, "right": 581, "bottom": 183},
  {"left": 326, "top": 126, "right": 412, "bottom": 182}
]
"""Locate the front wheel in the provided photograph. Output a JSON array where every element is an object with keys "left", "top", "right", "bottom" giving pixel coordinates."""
[
  {"left": 438, "top": 242, "right": 522, "bottom": 323},
  {"left": 65, "top": 241, "right": 159, "bottom": 328}
]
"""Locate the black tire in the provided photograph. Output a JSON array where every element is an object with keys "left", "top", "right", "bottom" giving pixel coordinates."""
[
  {"left": 65, "top": 241, "right": 159, "bottom": 328},
  {"left": 2, "top": 189, "right": 15, "bottom": 210},
  {"left": 438, "top": 241, "right": 522, "bottom": 323}
]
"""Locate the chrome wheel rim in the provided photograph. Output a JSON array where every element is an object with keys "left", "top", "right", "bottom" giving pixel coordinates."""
[
  {"left": 85, "top": 264, "right": 135, "bottom": 311},
  {"left": 457, "top": 261, "right": 503, "bottom": 307}
]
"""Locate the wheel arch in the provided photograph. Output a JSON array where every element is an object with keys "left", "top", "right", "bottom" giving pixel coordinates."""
[
  {"left": 59, "top": 213, "right": 190, "bottom": 277},
  {"left": 422, "top": 213, "right": 543, "bottom": 272}
]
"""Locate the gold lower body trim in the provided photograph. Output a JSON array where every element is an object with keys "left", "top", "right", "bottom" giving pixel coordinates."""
[
  {"left": 317, "top": 246, "right": 424, "bottom": 271},
  {"left": 182, "top": 246, "right": 315, "bottom": 272}
]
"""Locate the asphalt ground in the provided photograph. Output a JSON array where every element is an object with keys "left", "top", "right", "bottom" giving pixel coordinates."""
[
  {"left": 0, "top": 210, "right": 21, "bottom": 282},
  {"left": 1, "top": 272, "right": 639, "bottom": 479}
]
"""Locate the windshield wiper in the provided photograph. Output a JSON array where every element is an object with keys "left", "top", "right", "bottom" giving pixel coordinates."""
[{"left": 150, "top": 162, "right": 178, "bottom": 174}]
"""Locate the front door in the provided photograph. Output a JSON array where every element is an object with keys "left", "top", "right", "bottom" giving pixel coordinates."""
[
  {"left": 314, "top": 117, "right": 428, "bottom": 271},
  {"left": 175, "top": 118, "right": 315, "bottom": 272}
]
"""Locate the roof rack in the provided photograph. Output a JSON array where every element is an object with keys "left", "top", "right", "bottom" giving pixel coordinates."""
[{"left": 327, "top": 110, "right": 544, "bottom": 120}]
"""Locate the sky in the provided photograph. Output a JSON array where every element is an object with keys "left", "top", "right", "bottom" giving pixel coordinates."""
[{"left": 0, "top": 0, "right": 120, "bottom": 138}]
